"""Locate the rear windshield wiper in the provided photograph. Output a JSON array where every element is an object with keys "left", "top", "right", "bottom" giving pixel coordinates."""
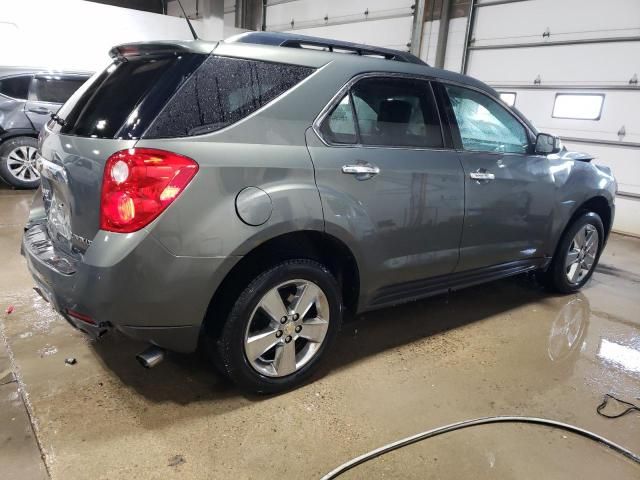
[{"left": 50, "top": 113, "right": 66, "bottom": 127}]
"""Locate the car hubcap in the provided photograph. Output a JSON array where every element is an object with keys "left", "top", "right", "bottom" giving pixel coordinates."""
[
  {"left": 244, "top": 279, "right": 330, "bottom": 378},
  {"left": 565, "top": 224, "right": 599, "bottom": 284},
  {"left": 6, "top": 146, "right": 40, "bottom": 182}
]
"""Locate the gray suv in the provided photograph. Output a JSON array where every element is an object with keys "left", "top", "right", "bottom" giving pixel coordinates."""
[
  {"left": 22, "top": 33, "right": 616, "bottom": 393},
  {"left": 0, "top": 68, "right": 90, "bottom": 188}
]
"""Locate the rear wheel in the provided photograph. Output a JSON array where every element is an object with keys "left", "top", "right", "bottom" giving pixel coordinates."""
[
  {"left": 0, "top": 136, "right": 41, "bottom": 189},
  {"left": 540, "top": 212, "right": 604, "bottom": 293},
  {"left": 212, "top": 259, "right": 342, "bottom": 394}
]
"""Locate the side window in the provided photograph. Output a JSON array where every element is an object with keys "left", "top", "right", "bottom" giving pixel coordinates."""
[
  {"left": 445, "top": 85, "right": 529, "bottom": 154},
  {"left": 0, "top": 75, "right": 32, "bottom": 100},
  {"left": 145, "top": 56, "right": 314, "bottom": 138},
  {"left": 30, "top": 77, "right": 86, "bottom": 104},
  {"left": 319, "top": 94, "right": 357, "bottom": 144},
  {"left": 351, "top": 77, "right": 443, "bottom": 148}
]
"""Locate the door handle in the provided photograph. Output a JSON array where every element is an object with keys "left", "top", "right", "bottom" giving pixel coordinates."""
[
  {"left": 342, "top": 163, "right": 380, "bottom": 180},
  {"left": 27, "top": 106, "right": 51, "bottom": 115},
  {"left": 469, "top": 169, "right": 495, "bottom": 182}
]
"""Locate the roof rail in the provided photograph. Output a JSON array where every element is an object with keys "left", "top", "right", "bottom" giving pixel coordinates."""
[{"left": 226, "top": 32, "right": 427, "bottom": 66}]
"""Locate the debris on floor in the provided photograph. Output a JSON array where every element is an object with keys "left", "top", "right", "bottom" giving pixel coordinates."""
[
  {"left": 168, "top": 454, "right": 186, "bottom": 467},
  {"left": 65, "top": 357, "right": 77, "bottom": 366},
  {"left": 5, "top": 305, "right": 14, "bottom": 315}
]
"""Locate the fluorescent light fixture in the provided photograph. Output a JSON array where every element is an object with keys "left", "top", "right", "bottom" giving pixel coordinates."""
[
  {"left": 552, "top": 93, "right": 604, "bottom": 120},
  {"left": 597, "top": 339, "right": 640, "bottom": 374},
  {"left": 499, "top": 92, "right": 516, "bottom": 107}
]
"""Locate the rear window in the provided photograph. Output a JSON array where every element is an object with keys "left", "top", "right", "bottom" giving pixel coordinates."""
[
  {"left": 0, "top": 75, "right": 31, "bottom": 100},
  {"left": 54, "top": 54, "right": 205, "bottom": 139},
  {"left": 143, "top": 56, "right": 314, "bottom": 138},
  {"left": 30, "top": 77, "right": 86, "bottom": 104}
]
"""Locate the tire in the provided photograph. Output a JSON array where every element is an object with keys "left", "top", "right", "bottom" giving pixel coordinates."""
[
  {"left": 0, "top": 136, "right": 41, "bottom": 189},
  {"left": 539, "top": 212, "right": 604, "bottom": 293},
  {"left": 212, "top": 259, "right": 342, "bottom": 394}
]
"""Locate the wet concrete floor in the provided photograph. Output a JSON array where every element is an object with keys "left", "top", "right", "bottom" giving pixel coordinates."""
[{"left": 1, "top": 183, "right": 639, "bottom": 479}]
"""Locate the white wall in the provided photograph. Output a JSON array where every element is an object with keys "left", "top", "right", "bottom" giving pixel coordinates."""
[{"left": 0, "top": 0, "right": 224, "bottom": 72}]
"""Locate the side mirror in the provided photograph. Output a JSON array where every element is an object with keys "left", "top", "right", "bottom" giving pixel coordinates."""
[{"left": 535, "top": 133, "right": 562, "bottom": 155}]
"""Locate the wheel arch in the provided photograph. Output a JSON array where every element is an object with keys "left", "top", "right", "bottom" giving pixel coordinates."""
[
  {"left": 0, "top": 129, "right": 39, "bottom": 145},
  {"left": 549, "top": 195, "right": 612, "bottom": 266},
  {"left": 201, "top": 230, "right": 361, "bottom": 340}
]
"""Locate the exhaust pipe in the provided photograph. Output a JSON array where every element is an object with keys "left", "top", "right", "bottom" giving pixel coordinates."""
[{"left": 136, "top": 346, "right": 165, "bottom": 368}]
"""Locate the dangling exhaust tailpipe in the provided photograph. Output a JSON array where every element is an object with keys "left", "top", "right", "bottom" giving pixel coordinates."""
[{"left": 136, "top": 346, "right": 165, "bottom": 368}]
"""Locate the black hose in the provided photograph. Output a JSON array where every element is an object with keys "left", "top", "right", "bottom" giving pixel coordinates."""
[{"left": 320, "top": 416, "right": 640, "bottom": 479}]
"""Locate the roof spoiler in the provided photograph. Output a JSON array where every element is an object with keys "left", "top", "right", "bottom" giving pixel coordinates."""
[
  {"left": 109, "top": 43, "right": 190, "bottom": 60},
  {"left": 108, "top": 41, "right": 216, "bottom": 60}
]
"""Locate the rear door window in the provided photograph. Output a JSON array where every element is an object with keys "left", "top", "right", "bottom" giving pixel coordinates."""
[
  {"left": 318, "top": 77, "right": 444, "bottom": 149},
  {"left": 30, "top": 77, "right": 86, "bottom": 104},
  {"left": 0, "top": 75, "right": 32, "bottom": 100},
  {"left": 144, "top": 56, "right": 314, "bottom": 138}
]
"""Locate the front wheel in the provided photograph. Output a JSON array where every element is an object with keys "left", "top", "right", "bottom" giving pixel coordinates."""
[
  {"left": 213, "top": 259, "right": 342, "bottom": 394},
  {"left": 540, "top": 212, "right": 604, "bottom": 293}
]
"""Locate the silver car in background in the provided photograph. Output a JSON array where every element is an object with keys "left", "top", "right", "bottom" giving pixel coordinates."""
[{"left": 0, "top": 68, "right": 90, "bottom": 188}]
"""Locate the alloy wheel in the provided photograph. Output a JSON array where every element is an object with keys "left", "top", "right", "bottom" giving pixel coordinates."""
[
  {"left": 244, "top": 279, "right": 330, "bottom": 377},
  {"left": 6, "top": 146, "right": 40, "bottom": 182},
  {"left": 565, "top": 224, "right": 599, "bottom": 284}
]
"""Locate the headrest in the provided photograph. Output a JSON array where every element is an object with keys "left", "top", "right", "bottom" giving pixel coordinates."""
[{"left": 378, "top": 99, "right": 412, "bottom": 124}]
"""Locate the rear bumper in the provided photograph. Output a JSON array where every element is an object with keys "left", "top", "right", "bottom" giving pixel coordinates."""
[{"left": 22, "top": 223, "right": 236, "bottom": 353}]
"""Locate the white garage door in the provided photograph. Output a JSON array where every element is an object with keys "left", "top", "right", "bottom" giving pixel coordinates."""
[
  {"left": 265, "top": 0, "right": 414, "bottom": 51},
  {"left": 466, "top": 0, "right": 640, "bottom": 236}
]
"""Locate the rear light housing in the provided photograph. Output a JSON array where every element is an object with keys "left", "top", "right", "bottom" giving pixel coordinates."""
[{"left": 100, "top": 148, "right": 198, "bottom": 233}]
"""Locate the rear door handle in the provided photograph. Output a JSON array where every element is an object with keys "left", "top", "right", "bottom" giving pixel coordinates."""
[
  {"left": 342, "top": 163, "right": 380, "bottom": 180},
  {"left": 469, "top": 169, "right": 495, "bottom": 182},
  {"left": 27, "top": 106, "right": 51, "bottom": 115}
]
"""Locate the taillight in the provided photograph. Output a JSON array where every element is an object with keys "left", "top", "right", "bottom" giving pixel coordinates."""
[{"left": 100, "top": 148, "right": 198, "bottom": 233}]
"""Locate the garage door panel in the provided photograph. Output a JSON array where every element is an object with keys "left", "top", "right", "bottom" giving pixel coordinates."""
[
  {"left": 559, "top": 142, "right": 640, "bottom": 195},
  {"left": 467, "top": 42, "right": 640, "bottom": 84},
  {"left": 512, "top": 90, "right": 640, "bottom": 142},
  {"left": 283, "top": 16, "right": 413, "bottom": 50},
  {"left": 610, "top": 196, "right": 640, "bottom": 236},
  {"left": 473, "top": 0, "right": 640, "bottom": 46},
  {"left": 267, "top": 0, "right": 413, "bottom": 31}
]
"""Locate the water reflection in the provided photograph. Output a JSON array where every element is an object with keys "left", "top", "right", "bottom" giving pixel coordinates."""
[{"left": 547, "top": 296, "right": 590, "bottom": 363}]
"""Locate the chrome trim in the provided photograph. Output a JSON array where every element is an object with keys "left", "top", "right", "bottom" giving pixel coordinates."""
[{"left": 312, "top": 73, "right": 537, "bottom": 153}]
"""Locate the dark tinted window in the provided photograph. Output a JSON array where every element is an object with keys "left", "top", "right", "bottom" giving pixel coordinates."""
[
  {"left": 30, "top": 77, "right": 86, "bottom": 104},
  {"left": 351, "top": 78, "right": 443, "bottom": 148},
  {"left": 56, "top": 55, "right": 203, "bottom": 138},
  {"left": 0, "top": 75, "right": 32, "bottom": 100},
  {"left": 319, "top": 94, "right": 357, "bottom": 144},
  {"left": 144, "top": 56, "right": 314, "bottom": 138}
]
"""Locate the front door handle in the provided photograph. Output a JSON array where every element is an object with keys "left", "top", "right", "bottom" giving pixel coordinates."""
[
  {"left": 469, "top": 169, "right": 495, "bottom": 182},
  {"left": 342, "top": 163, "right": 380, "bottom": 180},
  {"left": 27, "top": 106, "right": 51, "bottom": 115}
]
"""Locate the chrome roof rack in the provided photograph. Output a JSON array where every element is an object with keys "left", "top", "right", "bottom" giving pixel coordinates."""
[{"left": 226, "top": 32, "right": 427, "bottom": 66}]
